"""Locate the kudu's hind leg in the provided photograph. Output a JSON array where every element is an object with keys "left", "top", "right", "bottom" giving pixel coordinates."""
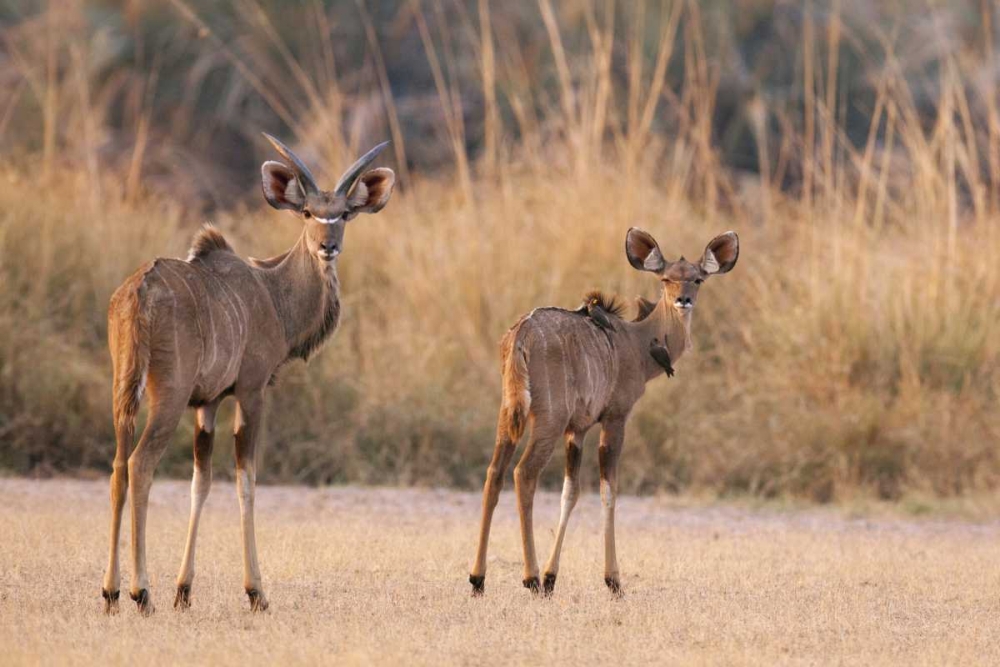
[
  {"left": 598, "top": 420, "right": 626, "bottom": 596},
  {"left": 128, "top": 392, "right": 188, "bottom": 615},
  {"left": 514, "top": 425, "right": 560, "bottom": 593},
  {"left": 234, "top": 393, "right": 268, "bottom": 612},
  {"left": 102, "top": 404, "right": 135, "bottom": 614},
  {"left": 175, "top": 402, "right": 219, "bottom": 609},
  {"left": 469, "top": 415, "right": 518, "bottom": 595},
  {"left": 541, "top": 432, "right": 583, "bottom": 595}
]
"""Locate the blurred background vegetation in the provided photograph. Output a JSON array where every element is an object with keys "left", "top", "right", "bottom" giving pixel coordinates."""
[{"left": 0, "top": 0, "right": 998, "bottom": 502}]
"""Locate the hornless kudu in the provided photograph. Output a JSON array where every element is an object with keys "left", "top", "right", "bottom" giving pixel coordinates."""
[
  {"left": 469, "top": 228, "right": 739, "bottom": 596},
  {"left": 101, "top": 135, "right": 395, "bottom": 615}
]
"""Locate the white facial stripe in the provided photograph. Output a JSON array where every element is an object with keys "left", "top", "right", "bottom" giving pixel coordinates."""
[{"left": 315, "top": 216, "right": 342, "bottom": 225}]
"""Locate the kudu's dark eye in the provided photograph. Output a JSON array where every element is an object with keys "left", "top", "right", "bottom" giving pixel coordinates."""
[
  {"left": 695, "top": 278, "right": 704, "bottom": 285},
  {"left": 302, "top": 210, "right": 312, "bottom": 219}
]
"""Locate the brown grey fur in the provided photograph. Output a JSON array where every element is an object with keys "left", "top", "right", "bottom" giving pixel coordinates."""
[
  {"left": 101, "top": 137, "right": 394, "bottom": 615},
  {"left": 470, "top": 227, "right": 739, "bottom": 596}
]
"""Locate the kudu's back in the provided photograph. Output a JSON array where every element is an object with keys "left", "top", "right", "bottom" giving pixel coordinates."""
[
  {"left": 107, "top": 228, "right": 282, "bottom": 420},
  {"left": 499, "top": 307, "right": 644, "bottom": 440}
]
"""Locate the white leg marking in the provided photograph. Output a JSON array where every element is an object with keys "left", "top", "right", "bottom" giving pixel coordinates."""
[
  {"left": 196, "top": 406, "right": 216, "bottom": 433},
  {"left": 177, "top": 465, "right": 211, "bottom": 588},
  {"left": 234, "top": 403, "right": 246, "bottom": 432}
]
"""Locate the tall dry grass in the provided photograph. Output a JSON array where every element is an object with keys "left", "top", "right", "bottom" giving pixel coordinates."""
[{"left": 0, "top": 1, "right": 998, "bottom": 501}]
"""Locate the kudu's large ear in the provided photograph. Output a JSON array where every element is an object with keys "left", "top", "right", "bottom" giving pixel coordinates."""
[
  {"left": 347, "top": 168, "right": 396, "bottom": 214},
  {"left": 700, "top": 231, "right": 739, "bottom": 275},
  {"left": 625, "top": 227, "right": 668, "bottom": 273},
  {"left": 261, "top": 161, "right": 306, "bottom": 211}
]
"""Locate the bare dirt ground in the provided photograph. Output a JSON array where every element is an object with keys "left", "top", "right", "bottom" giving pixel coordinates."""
[{"left": 1, "top": 478, "right": 999, "bottom": 665}]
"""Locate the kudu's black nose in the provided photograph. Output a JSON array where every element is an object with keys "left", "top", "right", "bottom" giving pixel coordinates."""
[{"left": 320, "top": 241, "right": 339, "bottom": 254}]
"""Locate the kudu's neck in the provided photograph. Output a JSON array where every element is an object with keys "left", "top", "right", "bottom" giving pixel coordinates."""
[
  {"left": 624, "top": 295, "right": 693, "bottom": 382},
  {"left": 259, "top": 233, "right": 341, "bottom": 359}
]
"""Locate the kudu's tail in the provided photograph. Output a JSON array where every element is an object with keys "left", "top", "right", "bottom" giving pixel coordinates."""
[
  {"left": 499, "top": 332, "right": 531, "bottom": 443},
  {"left": 108, "top": 279, "right": 153, "bottom": 443}
]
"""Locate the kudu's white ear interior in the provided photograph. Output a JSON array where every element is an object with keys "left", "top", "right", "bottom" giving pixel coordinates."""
[
  {"left": 625, "top": 228, "right": 668, "bottom": 273},
  {"left": 261, "top": 161, "right": 306, "bottom": 211},
  {"left": 347, "top": 168, "right": 396, "bottom": 214},
  {"left": 701, "top": 231, "right": 739, "bottom": 275}
]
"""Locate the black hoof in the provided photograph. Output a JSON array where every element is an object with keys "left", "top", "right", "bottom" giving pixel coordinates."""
[
  {"left": 247, "top": 588, "right": 269, "bottom": 612},
  {"left": 523, "top": 577, "right": 540, "bottom": 593},
  {"left": 543, "top": 573, "right": 557, "bottom": 596},
  {"left": 130, "top": 588, "right": 154, "bottom": 615},
  {"left": 469, "top": 574, "right": 485, "bottom": 597},
  {"left": 174, "top": 585, "right": 191, "bottom": 609},
  {"left": 604, "top": 577, "right": 623, "bottom": 597},
  {"left": 102, "top": 589, "right": 120, "bottom": 615}
]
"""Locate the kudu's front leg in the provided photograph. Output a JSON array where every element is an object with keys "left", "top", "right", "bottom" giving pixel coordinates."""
[
  {"left": 175, "top": 402, "right": 219, "bottom": 609},
  {"left": 234, "top": 392, "right": 268, "bottom": 612},
  {"left": 598, "top": 419, "right": 626, "bottom": 596}
]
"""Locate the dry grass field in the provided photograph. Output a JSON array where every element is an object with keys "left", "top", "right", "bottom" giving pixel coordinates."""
[{"left": 2, "top": 478, "right": 999, "bottom": 665}]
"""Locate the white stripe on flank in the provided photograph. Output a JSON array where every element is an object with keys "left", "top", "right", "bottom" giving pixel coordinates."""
[
  {"left": 151, "top": 264, "right": 182, "bottom": 373},
  {"left": 557, "top": 332, "right": 572, "bottom": 416},
  {"left": 218, "top": 282, "right": 239, "bottom": 383},
  {"left": 160, "top": 262, "right": 205, "bottom": 366},
  {"left": 171, "top": 304, "right": 182, "bottom": 372},
  {"left": 536, "top": 327, "right": 552, "bottom": 409},
  {"left": 203, "top": 285, "right": 217, "bottom": 373}
]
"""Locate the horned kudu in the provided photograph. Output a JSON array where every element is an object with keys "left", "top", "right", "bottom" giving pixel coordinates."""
[
  {"left": 101, "top": 135, "right": 395, "bottom": 615},
  {"left": 469, "top": 228, "right": 739, "bottom": 596}
]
